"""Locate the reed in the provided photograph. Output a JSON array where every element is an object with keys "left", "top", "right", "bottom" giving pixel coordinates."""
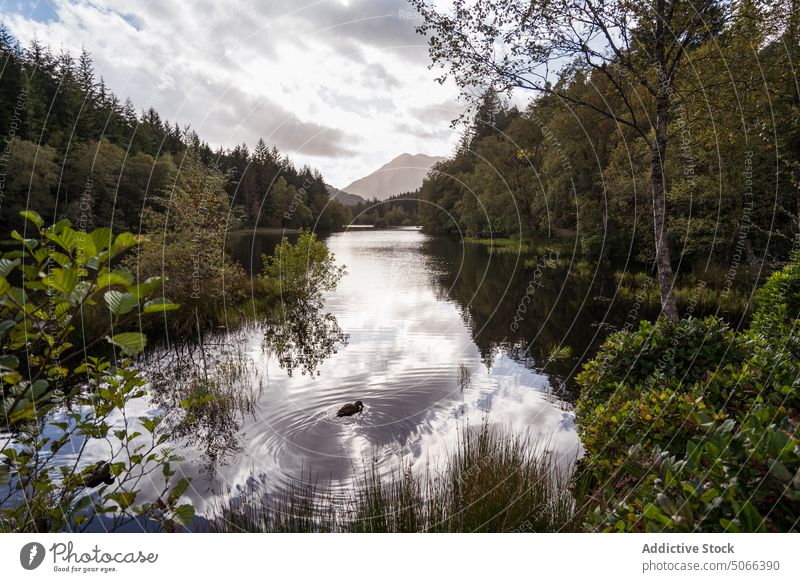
[{"left": 210, "top": 424, "right": 585, "bottom": 533}]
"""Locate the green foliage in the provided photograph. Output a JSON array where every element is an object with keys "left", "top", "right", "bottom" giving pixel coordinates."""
[
  {"left": 413, "top": 1, "right": 799, "bottom": 266},
  {"left": 0, "top": 212, "right": 178, "bottom": 423},
  {"left": 0, "top": 211, "right": 193, "bottom": 531},
  {"left": 259, "top": 230, "right": 345, "bottom": 308},
  {"left": 750, "top": 246, "right": 800, "bottom": 355},
  {"left": 576, "top": 253, "right": 800, "bottom": 532},
  {"left": 589, "top": 406, "right": 799, "bottom": 532},
  {"left": 126, "top": 152, "right": 250, "bottom": 329}
]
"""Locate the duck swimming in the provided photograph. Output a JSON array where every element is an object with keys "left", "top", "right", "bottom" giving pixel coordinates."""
[
  {"left": 336, "top": 400, "right": 364, "bottom": 417},
  {"left": 82, "top": 461, "right": 115, "bottom": 488}
]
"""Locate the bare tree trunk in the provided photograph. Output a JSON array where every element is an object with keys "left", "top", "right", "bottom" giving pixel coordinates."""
[
  {"left": 649, "top": 0, "right": 680, "bottom": 321},
  {"left": 651, "top": 92, "right": 679, "bottom": 321},
  {"left": 744, "top": 236, "right": 760, "bottom": 270}
]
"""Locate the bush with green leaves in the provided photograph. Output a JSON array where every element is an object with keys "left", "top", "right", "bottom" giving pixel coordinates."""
[
  {"left": 588, "top": 404, "right": 799, "bottom": 532},
  {"left": 259, "top": 230, "right": 345, "bottom": 308},
  {"left": 576, "top": 249, "right": 800, "bottom": 532},
  {"left": 124, "top": 151, "right": 250, "bottom": 333},
  {"left": 750, "top": 247, "right": 800, "bottom": 356},
  {"left": 0, "top": 211, "right": 194, "bottom": 532}
]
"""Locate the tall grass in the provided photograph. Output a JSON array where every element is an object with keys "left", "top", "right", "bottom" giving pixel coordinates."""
[
  {"left": 210, "top": 424, "right": 584, "bottom": 532},
  {"left": 614, "top": 269, "right": 753, "bottom": 314},
  {"left": 457, "top": 362, "right": 471, "bottom": 391},
  {"left": 463, "top": 237, "right": 532, "bottom": 254}
]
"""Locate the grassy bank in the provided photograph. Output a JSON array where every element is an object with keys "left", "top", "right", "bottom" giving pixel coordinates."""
[
  {"left": 463, "top": 236, "right": 576, "bottom": 258},
  {"left": 210, "top": 424, "right": 585, "bottom": 533},
  {"left": 614, "top": 268, "right": 755, "bottom": 315}
]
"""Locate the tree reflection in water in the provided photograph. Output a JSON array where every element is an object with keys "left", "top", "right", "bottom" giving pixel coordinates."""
[
  {"left": 146, "top": 335, "right": 262, "bottom": 471},
  {"left": 263, "top": 303, "right": 349, "bottom": 377},
  {"left": 146, "top": 303, "right": 348, "bottom": 473}
]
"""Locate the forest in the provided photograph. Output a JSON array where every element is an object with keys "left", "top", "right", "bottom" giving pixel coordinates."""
[
  {"left": 0, "top": 26, "right": 351, "bottom": 236},
  {"left": 417, "top": 1, "right": 799, "bottom": 274},
  {"left": 1, "top": 0, "right": 799, "bottom": 538}
]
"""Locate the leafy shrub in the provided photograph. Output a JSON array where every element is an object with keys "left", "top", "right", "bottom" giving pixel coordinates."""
[
  {"left": 577, "top": 316, "right": 743, "bottom": 414},
  {"left": 750, "top": 246, "right": 800, "bottom": 356},
  {"left": 0, "top": 211, "right": 194, "bottom": 532},
  {"left": 576, "top": 252, "right": 800, "bottom": 532},
  {"left": 588, "top": 405, "right": 799, "bottom": 532},
  {"left": 125, "top": 151, "right": 249, "bottom": 331},
  {"left": 259, "top": 230, "right": 345, "bottom": 308}
]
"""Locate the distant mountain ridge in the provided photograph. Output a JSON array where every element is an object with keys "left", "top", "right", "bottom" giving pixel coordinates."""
[
  {"left": 340, "top": 153, "right": 446, "bottom": 200},
  {"left": 325, "top": 184, "right": 366, "bottom": 206}
]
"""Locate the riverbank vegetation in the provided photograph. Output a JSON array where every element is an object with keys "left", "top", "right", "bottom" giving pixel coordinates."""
[
  {"left": 576, "top": 249, "right": 800, "bottom": 531},
  {"left": 0, "top": 214, "right": 193, "bottom": 532},
  {"left": 413, "top": 0, "right": 799, "bottom": 321},
  {"left": 212, "top": 423, "right": 582, "bottom": 533},
  {"left": 0, "top": 210, "right": 343, "bottom": 532}
]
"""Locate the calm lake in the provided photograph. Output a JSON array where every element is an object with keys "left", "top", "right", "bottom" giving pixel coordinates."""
[
  {"left": 154, "top": 226, "right": 659, "bottom": 514},
  {"left": 13, "top": 227, "right": 669, "bottom": 519}
]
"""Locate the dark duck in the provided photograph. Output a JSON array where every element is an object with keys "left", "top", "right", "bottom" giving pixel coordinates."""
[
  {"left": 336, "top": 400, "right": 364, "bottom": 417},
  {"left": 81, "top": 461, "right": 115, "bottom": 488}
]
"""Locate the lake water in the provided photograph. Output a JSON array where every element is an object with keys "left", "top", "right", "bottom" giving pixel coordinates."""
[
  {"left": 6, "top": 227, "right": 664, "bottom": 520},
  {"left": 155, "top": 226, "right": 655, "bottom": 514}
]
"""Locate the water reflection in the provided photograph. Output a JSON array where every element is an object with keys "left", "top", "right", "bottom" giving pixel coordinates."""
[
  {"left": 146, "top": 337, "right": 265, "bottom": 470},
  {"left": 35, "top": 228, "right": 613, "bottom": 514},
  {"left": 174, "top": 228, "right": 590, "bottom": 514},
  {"left": 421, "top": 237, "right": 661, "bottom": 394},
  {"left": 263, "top": 304, "right": 349, "bottom": 377}
]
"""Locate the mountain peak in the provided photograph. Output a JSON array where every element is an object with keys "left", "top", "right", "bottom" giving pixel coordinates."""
[{"left": 341, "top": 153, "right": 446, "bottom": 200}]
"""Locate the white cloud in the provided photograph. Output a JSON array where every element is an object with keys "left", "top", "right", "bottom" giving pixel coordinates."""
[{"left": 5, "top": 0, "right": 463, "bottom": 185}]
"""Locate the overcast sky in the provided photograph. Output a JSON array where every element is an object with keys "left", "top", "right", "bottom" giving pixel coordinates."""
[{"left": 2, "top": 0, "right": 463, "bottom": 186}]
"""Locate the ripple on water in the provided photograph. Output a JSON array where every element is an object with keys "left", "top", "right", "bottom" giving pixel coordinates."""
[{"left": 30, "top": 229, "right": 582, "bottom": 515}]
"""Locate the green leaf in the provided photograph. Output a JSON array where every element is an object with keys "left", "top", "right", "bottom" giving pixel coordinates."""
[
  {"left": 108, "top": 490, "right": 138, "bottom": 511},
  {"left": 110, "top": 233, "right": 140, "bottom": 257},
  {"left": 47, "top": 225, "right": 80, "bottom": 253},
  {"left": 169, "top": 478, "right": 191, "bottom": 505},
  {"left": 50, "top": 251, "right": 71, "bottom": 267},
  {"left": 19, "top": 210, "right": 43, "bottom": 228},
  {"left": 29, "top": 380, "right": 49, "bottom": 400},
  {"left": 0, "top": 355, "right": 20, "bottom": 370},
  {"left": 96, "top": 268, "right": 134, "bottom": 289},
  {"left": 0, "top": 258, "right": 20, "bottom": 278},
  {"left": 141, "top": 416, "right": 161, "bottom": 433},
  {"left": 643, "top": 503, "right": 672, "bottom": 526},
  {"left": 143, "top": 298, "right": 180, "bottom": 313},
  {"left": 130, "top": 277, "right": 163, "bottom": 299},
  {"left": 10, "top": 230, "right": 38, "bottom": 249},
  {"left": 0, "top": 464, "right": 8, "bottom": 486},
  {"left": 108, "top": 332, "right": 147, "bottom": 356},
  {"left": 45, "top": 268, "right": 81, "bottom": 294},
  {"left": 0, "top": 320, "right": 16, "bottom": 337},
  {"left": 68, "top": 281, "right": 93, "bottom": 307},
  {"left": 104, "top": 291, "right": 139, "bottom": 316},
  {"left": 90, "top": 228, "right": 113, "bottom": 254},
  {"left": 173, "top": 504, "right": 195, "bottom": 527}
]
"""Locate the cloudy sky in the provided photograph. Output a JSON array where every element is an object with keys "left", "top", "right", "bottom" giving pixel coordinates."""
[{"left": 2, "top": 0, "right": 463, "bottom": 186}]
